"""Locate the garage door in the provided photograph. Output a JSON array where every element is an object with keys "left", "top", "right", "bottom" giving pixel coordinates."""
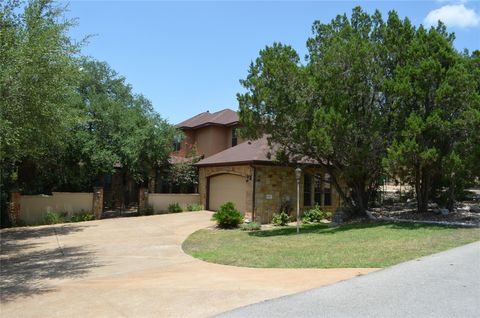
[{"left": 209, "top": 174, "right": 246, "bottom": 213}]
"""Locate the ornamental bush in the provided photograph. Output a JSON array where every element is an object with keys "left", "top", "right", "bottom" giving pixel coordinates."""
[
  {"left": 70, "top": 211, "right": 95, "bottom": 222},
  {"left": 186, "top": 203, "right": 204, "bottom": 211},
  {"left": 45, "top": 211, "right": 66, "bottom": 224},
  {"left": 302, "top": 205, "right": 332, "bottom": 223},
  {"left": 212, "top": 202, "right": 244, "bottom": 228},
  {"left": 168, "top": 202, "right": 183, "bottom": 213},
  {"left": 240, "top": 222, "right": 261, "bottom": 231},
  {"left": 271, "top": 211, "right": 291, "bottom": 226}
]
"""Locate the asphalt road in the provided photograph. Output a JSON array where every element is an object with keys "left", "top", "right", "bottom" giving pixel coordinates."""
[{"left": 217, "top": 241, "right": 480, "bottom": 318}]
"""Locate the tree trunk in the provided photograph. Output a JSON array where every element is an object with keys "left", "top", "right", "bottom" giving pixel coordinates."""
[
  {"left": 446, "top": 176, "right": 455, "bottom": 212},
  {"left": 415, "top": 166, "right": 429, "bottom": 213},
  {"left": 350, "top": 183, "right": 369, "bottom": 217}
]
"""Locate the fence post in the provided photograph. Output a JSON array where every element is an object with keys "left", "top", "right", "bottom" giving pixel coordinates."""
[
  {"left": 8, "top": 191, "right": 21, "bottom": 226},
  {"left": 92, "top": 187, "right": 103, "bottom": 219},
  {"left": 138, "top": 187, "right": 148, "bottom": 213}
]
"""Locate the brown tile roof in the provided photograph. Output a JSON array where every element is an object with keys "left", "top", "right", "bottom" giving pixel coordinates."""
[
  {"left": 176, "top": 108, "right": 239, "bottom": 129},
  {"left": 196, "top": 136, "right": 273, "bottom": 166},
  {"left": 196, "top": 135, "right": 322, "bottom": 167}
]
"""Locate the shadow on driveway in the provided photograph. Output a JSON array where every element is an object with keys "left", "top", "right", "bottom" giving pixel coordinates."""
[{"left": 1, "top": 224, "right": 101, "bottom": 302}]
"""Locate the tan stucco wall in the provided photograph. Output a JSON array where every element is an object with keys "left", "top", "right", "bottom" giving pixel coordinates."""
[
  {"left": 148, "top": 193, "right": 200, "bottom": 212},
  {"left": 177, "top": 124, "right": 246, "bottom": 159},
  {"left": 198, "top": 165, "right": 254, "bottom": 220},
  {"left": 19, "top": 192, "right": 94, "bottom": 224},
  {"left": 199, "top": 164, "right": 347, "bottom": 224},
  {"left": 194, "top": 126, "right": 229, "bottom": 158}
]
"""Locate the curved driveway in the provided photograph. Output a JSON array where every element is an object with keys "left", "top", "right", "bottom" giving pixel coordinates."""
[{"left": 1, "top": 211, "right": 377, "bottom": 317}]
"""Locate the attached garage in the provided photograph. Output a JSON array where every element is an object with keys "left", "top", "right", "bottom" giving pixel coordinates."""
[{"left": 208, "top": 173, "right": 246, "bottom": 213}]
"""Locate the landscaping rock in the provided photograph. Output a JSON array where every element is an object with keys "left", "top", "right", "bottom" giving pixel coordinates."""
[
  {"left": 332, "top": 208, "right": 351, "bottom": 224},
  {"left": 469, "top": 205, "right": 480, "bottom": 213},
  {"left": 440, "top": 208, "right": 449, "bottom": 216},
  {"left": 428, "top": 202, "right": 439, "bottom": 209}
]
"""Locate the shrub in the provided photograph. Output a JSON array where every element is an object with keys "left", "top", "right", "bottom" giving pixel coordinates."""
[
  {"left": 302, "top": 205, "right": 332, "bottom": 223},
  {"left": 212, "top": 202, "right": 244, "bottom": 228},
  {"left": 271, "top": 211, "right": 291, "bottom": 226},
  {"left": 140, "top": 205, "right": 155, "bottom": 216},
  {"left": 45, "top": 211, "right": 65, "bottom": 224},
  {"left": 240, "top": 222, "right": 261, "bottom": 231},
  {"left": 186, "top": 203, "right": 204, "bottom": 211},
  {"left": 70, "top": 212, "right": 95, "bottom": 222},
  {"left": 168, "top": 202, "right": 183, "bottom": 213}
]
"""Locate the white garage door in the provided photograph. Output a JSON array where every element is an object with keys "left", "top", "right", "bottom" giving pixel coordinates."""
[{"left": 209, "top": 174, "right": 246, "bottom": 213}]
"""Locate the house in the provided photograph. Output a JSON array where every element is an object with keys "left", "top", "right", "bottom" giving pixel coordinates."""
[
  {"left": 173, "top": 108, "right": 245, "bottom": 159},
  {"left": 196, "top": 135, "right": 347, "bottom": 224}
]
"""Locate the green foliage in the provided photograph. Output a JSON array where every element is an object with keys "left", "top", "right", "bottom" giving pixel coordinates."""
[
  {"left": 238, "top": 6, "right": 479, "bottom": 214},
  {"left": 70, "top": 212, "right": 95, "bottom": 222},
  {"left": 271, "top": 211, "right": 291, "bottom": 226},
  {"left": 383, "top": 25, "right": 480, "bottom": 212},
  {"left": 186, "top": 203, "right": 203, "bottom": 211},
  {"left": 0, "top": 0, "right": 82, "bottom": 167},
  {"left": 240, "top": 222, "right": 261, "bottom": 231},
  {"left": 168, "top": 203, "right": 183, "bottom": 213},
  {"left": 166, "top": 150, "right": 200, "bottom": 193},
  {"left": 45, "top": 211, "right": 66, "bottom": 224},
  {"left": 212, "top": 202, "right": 244, "bottom": 228},
  {"left": 0, "top": 0, "right": 176, "bottom": 209},
  {"left": 302, "top": 206, "right": 332, "bottom": 223},
  {"left": 139, "top": 205, "right": 155, "bottom": 216}
]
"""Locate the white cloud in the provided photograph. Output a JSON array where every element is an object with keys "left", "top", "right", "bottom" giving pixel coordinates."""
[
  {"left": 435, "top": 0, "right": 468, "bottom": 3},
  {"left": 425, "top": 4, "right": 480, "bottom": 28}
]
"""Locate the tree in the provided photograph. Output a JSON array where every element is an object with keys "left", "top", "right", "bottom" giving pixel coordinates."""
[
  {"left": 238, "top": 7, "right": 392, "bottom": 215},
  {"left": 1, "top": 0, "right": 81, "bottom": 169},
  {"left": 239, "top": 7, "right": 479, "bottom": 215},
  {"left": 166, "top": 147, "right": 200, "bottom": 193},
  {"left": 34, "top": 59, "right": 177, "bottom": 190},
  {"left": 1, "top": 1, "right": 176, "bottom": 226},
  {"left": 1, "top": 0, "right": 82, "bottom": 223},
  {"left": 384, "top": 25, "right": 480, "bottom": 212}
]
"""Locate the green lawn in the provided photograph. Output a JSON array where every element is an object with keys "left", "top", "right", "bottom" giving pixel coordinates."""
[{"left": 182, "top": 223, "right": 480, "bottom": 268}]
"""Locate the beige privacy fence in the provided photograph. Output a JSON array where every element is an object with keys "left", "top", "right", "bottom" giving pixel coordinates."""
[
  {"left": 19, "top": 192, "right": 94, "bottom": 224},
  {"left": 148, "top": 193, "right": 200, "bottom": 212}
]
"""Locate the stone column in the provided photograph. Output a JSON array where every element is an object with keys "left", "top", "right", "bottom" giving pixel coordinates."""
[
  {"left": 138, "top": 187, "right": 148, "bottom": 213},
  {"left": 8, "top": 191, "right": 21, "bottom": 226},
  {"left": 92, "top": 187, "right": 103, "bottom": 219}
]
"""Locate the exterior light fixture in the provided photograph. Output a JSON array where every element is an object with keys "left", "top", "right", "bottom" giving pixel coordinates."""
[{"left": 295, "top": 167, "right": 302, "bottom": 234}]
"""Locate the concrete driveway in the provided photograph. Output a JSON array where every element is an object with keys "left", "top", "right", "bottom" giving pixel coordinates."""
[
  {"left": 0, "top": 211, "right": 377, "bottom": 318},
  {"left": 217, "top": 241, "right": 480, "bottom": 318}
]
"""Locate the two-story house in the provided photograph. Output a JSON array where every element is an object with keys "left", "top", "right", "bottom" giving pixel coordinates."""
[{"left": 180, "top": 109, "right": 348, "bottom": 224}]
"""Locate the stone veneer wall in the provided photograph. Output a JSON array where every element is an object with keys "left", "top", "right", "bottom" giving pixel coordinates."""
[
  {"left": 199, "top": 164, "right": 347, "bottom": 224},
  {"left": 198, "top": 165, "right": 254, "bottom": 220},
  {"left": 253, "top": 165, "right": 345, "bottom": 224}
]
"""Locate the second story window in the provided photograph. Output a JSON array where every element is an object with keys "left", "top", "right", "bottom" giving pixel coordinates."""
[
  {"left": 231, "top": 128, "right": 238, "bottom": 147},
  {"left": 173, "top": 135, "right": 182, "bottom": 152}
]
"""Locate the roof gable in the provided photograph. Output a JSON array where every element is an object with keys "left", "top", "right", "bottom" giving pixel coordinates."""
[{"left": 176, "top": 108, "right": 239, "bottom": 129}]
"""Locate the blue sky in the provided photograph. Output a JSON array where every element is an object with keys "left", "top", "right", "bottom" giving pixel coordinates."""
[{"left": 63, "top": 0, "right": 480, "bottom": 124}]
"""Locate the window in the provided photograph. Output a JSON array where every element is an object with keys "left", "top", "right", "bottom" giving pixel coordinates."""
[
  {"left": 304, "top": 173, "right": 312, "bottom": 206},
  {"left": 231, "top": 128, "right": 238, "bottom": 147},
  {"left": 172, "top": 135, "right": 182, "bottom": 152},
  {"left": 324, "top": 173, "right": 332, "bottom": 206},
  {"left": 314, "top": 174, "right": 322, "bottom": 205}
]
